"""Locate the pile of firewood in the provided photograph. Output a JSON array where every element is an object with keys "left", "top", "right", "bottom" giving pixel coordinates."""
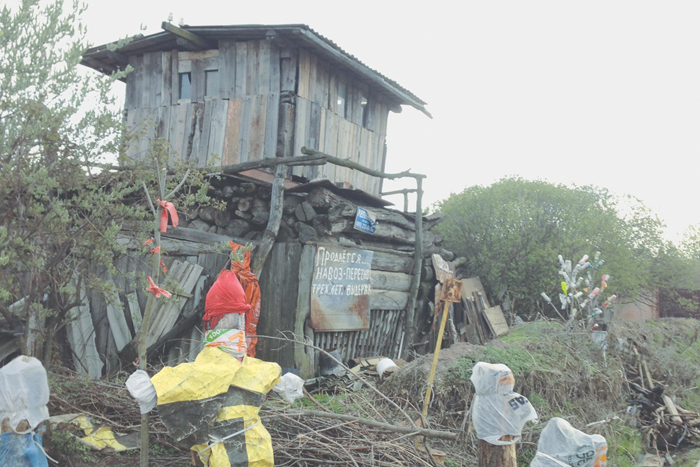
[
  {"left": 626, "top": 349, "right": 700, "bottom": 451},
  {"left": 183, "top": 181, "right": 447, "bottom": 255}
]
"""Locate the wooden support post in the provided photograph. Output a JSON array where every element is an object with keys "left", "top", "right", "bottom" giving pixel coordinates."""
[
  {"left": 416, "top": 279, "right": 460, "bottom": 448},
  {"left": 405, "top": 176, "right": 423, "bottom": 355},
  {"left": 251, "top": 164, "right": 286, "bottom": 276},
  {"left": 478, "top": 438, "right": 517, "bottom": 467}
]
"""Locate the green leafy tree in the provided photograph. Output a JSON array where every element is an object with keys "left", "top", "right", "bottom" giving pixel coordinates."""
[
  {"left": 434, "top": 177, "right": 666, "bottom": 319},
  {"left": 0, "top": 0, "right": 140, "bottom": 362}
]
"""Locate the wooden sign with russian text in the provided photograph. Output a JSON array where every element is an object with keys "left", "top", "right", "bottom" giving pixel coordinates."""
[{"left": 310, "top": 245, "right": 374, "bottom": 332}]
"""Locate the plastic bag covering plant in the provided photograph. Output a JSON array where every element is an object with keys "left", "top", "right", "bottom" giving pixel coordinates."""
[
  {"left": 0, "top": 356, "right": 50, "bottom": 431},
  {"left": 470, "top": 362, "right": 538, "bottom": 445},
  {"left": 530, "top": 417, "right": 607, "bottom": 467}
]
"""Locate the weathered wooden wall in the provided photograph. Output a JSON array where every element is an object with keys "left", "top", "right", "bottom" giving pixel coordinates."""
[
  {"left": 255, "top": 242, "right": 303, "bottom": 369},
  {"left": 67, "top": 228, "right": 232, "bottom": 376},
  {"left": 123, "top": 42, "right": 391, "bottom": 196}
]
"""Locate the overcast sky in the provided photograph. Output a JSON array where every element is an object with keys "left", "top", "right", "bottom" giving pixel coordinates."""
[{"left": 80, "top": 1, "right": 700, "bottom": 242}]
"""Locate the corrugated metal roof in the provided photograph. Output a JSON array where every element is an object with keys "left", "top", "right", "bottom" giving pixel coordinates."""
[{"left": 81, "top": 23, "right": 429, "bottom": 117}]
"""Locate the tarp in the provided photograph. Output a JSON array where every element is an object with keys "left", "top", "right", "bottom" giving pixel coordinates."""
[{"left": 151, "top": 347, "right": 281, "bottom": 467}]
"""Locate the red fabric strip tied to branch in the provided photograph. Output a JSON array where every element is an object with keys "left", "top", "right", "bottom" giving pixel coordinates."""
[
  {"left": 147, "top": 277, "right": 171, "bottom": 298},
  {"left": 144, "top": 239, "right": 166, "bottom": 272},
  {"left": 157, "top": 200, "right": 179, "bottom": 232}
]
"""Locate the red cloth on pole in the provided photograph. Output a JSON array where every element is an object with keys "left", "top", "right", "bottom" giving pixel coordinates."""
[
  {"left": 203, "top": 270, "right": 251, "bottom": 330},
  {"left": 229, "top": 242, "right": 261, "bottom": 358}
]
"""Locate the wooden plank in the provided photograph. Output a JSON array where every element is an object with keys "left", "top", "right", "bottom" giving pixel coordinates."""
[
  {"left": 189, "top": 103, "right": 205, "bottom": 163},
  {"left": 147, "top": 260, "right": 204, "bottom": 347},
  {"left": 160, "top": 51, "right": 172, "bottom": 106},
  {"left": 178, "top": 50, "right": 219, "bottom": 61},
  {"left": 314, "top": 62, "right": 328, "bottom": 107},
  {"left": 370, "top": 271, "right": 411, "bottom": 292},
  {"left": 125, "top": 55, "right": 142, "bottom": 110},
  {"left": 246, "top": 40, "right": 260, "bottom": 96},
  {"left": 305, "top": 101, "right": 322, "bottom": 179},
  {"left": 317, "top": 107, "right": 327, "bottom": 178},
  {"left": 370, "top": 290, "right": 408, "bottom": 311},
  {"left": 105, "top": 290, "right": 131, "bottom": 352},
  {"left": 197, "top": 99, "right": 214, "bottom": 166},
  {"left": 307, "top": 52, "right": 317, "bottom": 103},
  {"left": 328, "top": 72, "right": 338, "bottom": 114},
  {"left": 298, "top": 49, "right": 311, "bottom": 99},
  {"left": 234, "top": 41, "right": 247, "bottom": 97},
  {"left": 167, "top": 104, "right": 179, "bottom": 165},
  {"left": 294, "top": 245, "right": 316, "bottom": 378},
  {"left": 170, "top": 49, "right": 179, "bottom": 105},
  {"left": 126, "top": 292, "right": 142, "bottom": 333},
  {"left": 124, "top": 108, "right": 138, "bottom": 160},
  {"left": 247, "top": 93, "right": 267, "bottom": 161},
  {"left": 178, "top": 59, "right": 192, "bottom": 74},
  {"left": 66, "top": 285, "right": 103, "bottom": 379},
  {"left": 149, "top": 51, "right": 162, "bottom": 109},
  {"left": 170, "top": 103, "right": 187, "bottom": 161},
  {"left": 222, "top": 97, "right": 242, "bottom": 165},
  {"left": 280, "top": 48, "right": 297, "bottom": 93},
  {"left": 269, "top": 42, "right": 281, "bottom": 94},
  {"left": 141, "top": 52, "right": 153, "bottom": 109},
  {"left": 292, "top": 97, "right": 310, "bottom": 176},
  {"left": 218, "top": 39, "right": 237, "bottom": 99},
  {"left": 352, "top": 127, "right": 367, "bottom": 189},
  {"left": 264, "top": 92, "right": 279, "bottom": 159},
  {"left": 191, "top": 59, "right": 204, "bottom": 102},
  {"left": 258, "top": 39, "right": 271, "bottom": 94},
  {"left": 483, "top": 306, "right": 509, "bottom": 337},
  {"left": 237, "top": 95, "right": 252, "bottom": 162},
  {"left": 324, "top": 111, "right": 338, "bottom": 182},
  {"left": 156, "top": 105, "right": 171, "bottom": 140},
  {"left": 181, "top": 103, "right": 196, "bottom": 160},
  {"left": 207, "top": 98, "right": 229, "bottom": 164}
]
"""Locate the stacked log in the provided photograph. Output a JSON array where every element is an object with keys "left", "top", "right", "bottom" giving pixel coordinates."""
[{"left": 183, "top": 184, "right": 448, "bottom": 258}]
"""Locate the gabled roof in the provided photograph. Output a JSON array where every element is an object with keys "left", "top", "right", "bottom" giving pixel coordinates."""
[{"left": 81, "top": 23, "right": 430, "bottom": 117}]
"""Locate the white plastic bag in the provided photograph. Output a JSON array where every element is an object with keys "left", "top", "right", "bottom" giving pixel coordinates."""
[
  {"left": 532, "top": 417, "right": 607, "bottom": 467},
  {"left": 530, "top": 452, "right": 571, "bottom": 467},
  {"left": 470, "top": 362, "right": 538, "bottom": 445},
  {"left": 272, "top": 373, "right": 305, "bottom": 404},
  {"left": 126, "top": 370, "right": 157, "bottom": 414},
  {"left": 0, "top": 356, "right": 50, "bottom": 431}
]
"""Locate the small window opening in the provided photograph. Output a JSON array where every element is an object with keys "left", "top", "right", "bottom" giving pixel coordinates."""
[
  {"left": 337, "top": 82, "right": 347, "bottom": 118},
  {"left": 205, "top": 70, "right": 219, "bottom": 97},
  {"left": 179, "top": 72, "right": 192, "bottom": 100},
  {"left": 360, "top": 95, "right": 369, "bottom": 128}
]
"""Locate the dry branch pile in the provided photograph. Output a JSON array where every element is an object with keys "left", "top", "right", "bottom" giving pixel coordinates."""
[
  {"left": 263, "top": 405, "right": 440, "bottom": 467},
  {"left": 624, "top": 350, "right": 700, "bottom": 452}
]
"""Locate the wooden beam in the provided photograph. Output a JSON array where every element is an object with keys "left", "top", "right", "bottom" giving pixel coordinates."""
[
  {"left": 214, "top": 154, "right": 326, "bottom": 175},
  {"left": 161, "top": 22, "right": 213, "bottom": 50},
  {"left": 300, "top": 147, "right": 426, "bottom": 181}
]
